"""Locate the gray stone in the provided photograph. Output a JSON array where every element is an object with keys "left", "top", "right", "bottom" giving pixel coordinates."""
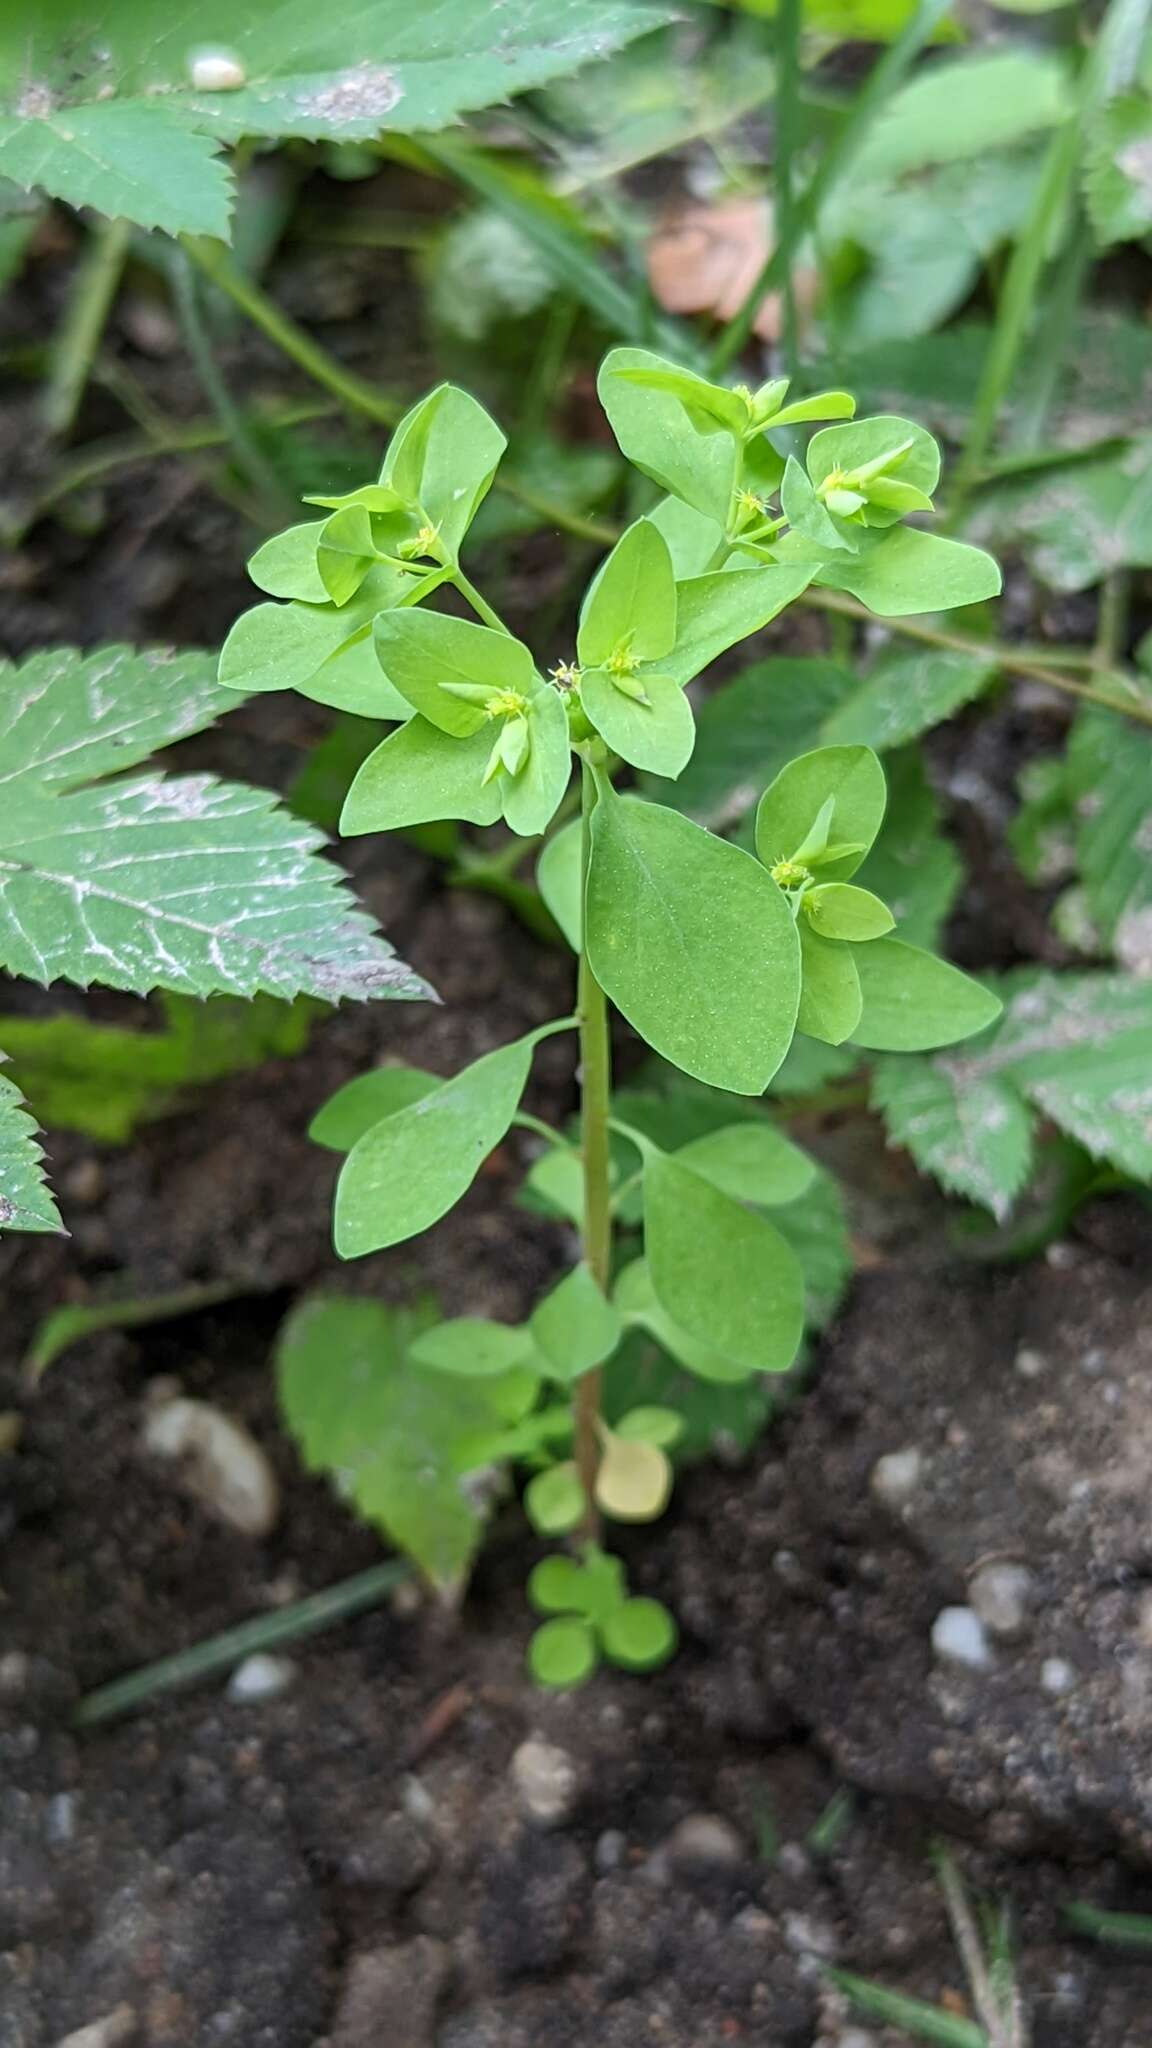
[
  {"left": 968, "top": 1562, "right": 1035, "bottom": 1641},
  {"left": 53, "top": 2010, "right": 136, "bottom": 2048},
  {"left": 330, "top": 1938, "right": 450, "bottom": 2048},
  {"left": 869, "top": 1448, "right": 923, "bottom": 1511},
  {"left": 509, "top": 1736, "right": 579, "bottom": 1828},
  {"left": 663, "top": 1812, "right": 745, "bottom": 1871},
  {"left": 931, "top": 1606, "right": 993, "bottom": 1672}
]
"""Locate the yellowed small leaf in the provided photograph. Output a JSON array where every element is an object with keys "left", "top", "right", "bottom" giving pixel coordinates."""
[{"left": 594, "top": 1433, "right": 672, "bottom": 1523}]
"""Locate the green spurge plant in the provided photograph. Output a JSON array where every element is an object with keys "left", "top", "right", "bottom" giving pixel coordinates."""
[{"left": 222, "top": 352, "right": 1003, "bottom": 1684}]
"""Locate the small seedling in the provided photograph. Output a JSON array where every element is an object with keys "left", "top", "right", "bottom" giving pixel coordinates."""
[{"left": 222, "top": 353, "right": 1002, "bottom": 1681}]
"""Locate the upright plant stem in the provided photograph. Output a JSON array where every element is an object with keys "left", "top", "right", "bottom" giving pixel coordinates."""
[
  {"left": 43, "top": 216, "right": 131, "bottom": 437},
  {"left": 575, "top": 760, "right": 613, "bottom": 1537},
  {"left": 774, "top": 0, "right": 804, "bottom": 379}
]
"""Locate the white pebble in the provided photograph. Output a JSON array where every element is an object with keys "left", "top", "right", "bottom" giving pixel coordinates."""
[
  {"left": 931, "top": 1605, "right": 993, "bottom": 1671},
  {"left": 968, "top": 1562, "right": 1035, "bottom": 1641},
  {"left": 869, "top": 1448, "right": 923, "bottom": 1511},
  {"left": 783, "top": 1910, "right": 839, "bottom": 1958},
  {"left": 141, "top": 1394, "right": 279, "bottom": 1538},
  {"left": 663, "top": 1812, "right": 744, "bottom": 1868},
  {"left": 1014, "top": 1346, "right": 1047, "bottom": 1379},
  {"left": 226, "top": 1652, "right": 296, "bottom": 1703},
  {"left": 595, "top": 1828, "right": 628, "bottom": 1872},
  {"left": 1041, "top": 1656, "right": 1076, "bottom": 1696},
  {"left": 510, "top": 1737, "right": 579, "bottom": 1827},
  {"left": 53, "top": 2009, "right": 136, "bottom": 2048},
  {"left": 187, "top": 47, "right": 247, "bottom": 91}
]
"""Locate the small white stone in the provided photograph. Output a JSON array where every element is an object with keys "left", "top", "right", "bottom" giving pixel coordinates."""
[
  {"left": 783, "top": 1910, "right": 839, "bottom": 1958},
  {"left": 1041, "top": 1656, "right": 1076, "bottom": 1696},
  {"left": 931, "top": 1605, "right": 993, "bottom": 1671},
  {"left": 141, "top": 1394, "right": 279, "bottom": 1538},
  {"left": 510, "top": 1737, "right": 579, "bottom": 1827},
  {"left": 187, "top": 47, "right": 247, "bottom": 91},
  {"left": 0, "top": 1650, "right": 30, "bottom": 1696},
  {"left": 663, "top": 1812, "right": 744, "bottom": 1869},
  {"left": 53, "top": 2009, "right": 136, "bottom": 2048},
  {"left": 1014, "top": 1346, "right": 1047, "bottom": 1379},
  {"left": 226, "top": 1653, "right": 296, "bottom": 1703},
  {"left": 869, "top": 1448, "right": 923, "bottom": 1511},
  {"left": 969, "top": 1562, "right": 1035, "bottom": 1641}
]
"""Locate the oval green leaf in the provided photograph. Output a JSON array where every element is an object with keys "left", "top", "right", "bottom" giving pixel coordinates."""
[
  {"left": 674, "top": 1121, "right": 817, "bottom": 1206},
  {"left": 580, "top": 667, "right": 695, "bottom": 779},
  {"left": 600, "top": 1597, "right": 678, "bottom": 1672},
  {"left": 815, "top": 528, "right": 1002, "bottom": 617},
  {"left": 529, "top": 1616, "right": 597, "bottom": 1688},
  {"left": 409, "top": 1317, "right": 536, "bottom": 1379},
  {"left": 309, "top": 1064, "right": 440, "bottom": 1151},
  {"left": 374, "top": 611, "right": 536, "bottom": 735},
  {"left": 577, "top": 517, "right": 677, "bottom": 666},
  {"left": 334, "top": 1029, "right": 546, "bottom": 1258},
  {"left": 852, "top": 938, "right": 1002, "bottom": 1051},
  {"left": 524, "top": 1462, "right": 586, "bottom": 1536},
  {"left": 797, "top": 925, "right": 863, "bottom": 1046},
  {"left": 755, "top": 745, "right": 886, "bottom": 881},
  {"left": 536, "top": 817, "right": 582, "bottom": 952},
  {"left": 644, "top": 1150, "right": 805, "bottom": 1374},
  {"left": 530, "top": 1259, "right": 623, "bottom": 1383},
  {"left": 341, "top": 718, "right": 504, "bottom": 834},
  {"left": 247, "top": 522, "right": 328, "bottom": 603},
  {"left": 614, "top": 1257, "right": 755, "bottom": 1384},
  {"left": 586, "top": 791, "right": 800, "bottom": 1094},
  {"left": 804, "top": 882, "right": 895, "bottom": 941}
]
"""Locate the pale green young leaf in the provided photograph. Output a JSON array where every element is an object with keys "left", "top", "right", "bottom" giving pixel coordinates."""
[
  {"left": 614, "top": 1257, "right": 756, "bottom": 1384},
  {"left": 597, "top": 346, "right": 738, "bottom": 524},
  {"left": 523, "top": 1143, "right": 585, "bottom": 1227},
  {"left": 580, "top": 667, "right": 695, "bottom": 778},
  {"left": 409, "top": 1317, "right": 537, "bottom": 1378},
  {"left": 601, "top": 1597, "right": 677, "bottom": 1671},
  {"left": 500, "top": 684, "right": 572, "bottom": 838},
  {"left": 379, "top": 384, "right": 506, "bottom": 556},
  {"left": 673, "top": 1123, "right": 816, "bottom": 1206},
  {"left": 529, "top": 1617, "right": 597, "bottom": 1687},
  {"left": 755, "top": 745, "right": 886, "bottom": 881},
  {"left": 341, "top": 719, "right": 505, "bottom": 834},
  {"left": 797, "top": 926, "right": 863, "bottom": 1045},
  {"left": 820, "top": 647, "right": 996, "bottom": 751},
  {"left": 374, "top": 610, "right": 536, "bottom": 735},
  {"left": 614, "top": 1406, "right": 684, "bottom": 1447},
  {"left": 813, "top": 528, "right": 1002, "bottom": 616},
  {"left": 852, "top": 938, "right": 1001, "bottom": 1051},
  {"left": 525, "top": 1464, "right": 585, "bottom": 1535},
  {"left": 0, "top": 1065, "right": 63, "bottom": 1234},
  {"left": 646, "top": 496, "right": 726, "bottom": 578},
  {"left": 807, "top": 416, "right": 940, "bottom": 522},
  {"left": 644, "top": 1150, "right": 805, "bottom": 1373},
  {"left": 536, "top": 817, "right": 583, "bottom": 952},
  {"left": 310, "top": 1065, "right": 440, "bottom": 1151},
  {"left": 276, "top": 1296, "right": 515, "bottom": 1593},
  {"left": 662, "top": 565, "right": 817, "bottom": 687},
  {"left": 317, "top": 504, "right": 377, "bottom": 605},
  {"left": 218, "top": 568, "right": 415, "bottom": 716},
  {"left": 607, "top": 361, "right": 750, "bottom": 435},
  {"left": 530, "top": 1260, "right": 623, "bottom": 1383},
  {"left": 769, "top": 390, "right": 856, "bottom": 427},
  {"left": 849, "top": 49, "right": 1072, "bottom": 183},
  {"left": 782, "top": 456, "right": 857, "bottom": 552},
  {"left": 247, "top": 522, "right": 329, "bottom": 604},
  {"left": 586, "top": 791, "right": 800, "bottom": 1093},
  {"left": 334, "top": 1025, "right": 557, "bottom": 1258},
  {"left": 577, "top": 518, "right": 677, "bottom": 665},
  {"left": 804, "top": 883, "right": 895, "bottom": 940}
]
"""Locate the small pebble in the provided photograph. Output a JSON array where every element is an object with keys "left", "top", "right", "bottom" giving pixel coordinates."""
[
  {"left": 141, "top": 1392, "right": 279, "bottom": 1538},
  {"left": 226, "top": 1653, "right": 296, "bottom": 1703},
  {"left": 52, "top": 2009, "right": 136, "bottom": 2048},
  {"left": 510, "top": 1737, "right": 580, "bottom": 1828},
  {"left": 594, "top": 1828, "right": 628, "bottom": 1873},
  {"left": 783, "top": 1910, "right": 839, "bottom": 1959},
  {"left": 869, "top": 1447, "right": 923, "bottom": 1511},
  {"left": 968, "top": 1561, "right": 1035, "bottom": 1641},
  {"left": 0, "top": 1650, "right": 30, "bottom": 1697},
  {"left": 931, "top": 1606, "right": 993, "bottom": 1671},
  {"left": 44, "top": 1792, "right": 78, "bottom": 1845},
  {"left": 1041, "top": 1656, "right": 1076, "bottom": 1696},
  {"left": 1014, "top": 1346, "right": 1047, "bottom": 1379},
  {"left": 663, "top": 1812, "right": 744, "bottom": 1869}
]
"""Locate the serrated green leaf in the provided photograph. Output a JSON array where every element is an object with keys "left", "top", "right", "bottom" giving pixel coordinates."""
[
  {"left": 852, "top": 939, "right": 1002, "bottom": 1051},
  {"left": 1066, "top": 707, "right": 1152, "bottom": 967},
  {"left": 276, "top": 1295, "right": 514, "bottom": 1592},
  {"left": 812, "top": 527, "right": 1002, "bottom": 616},
  {"left": 871, "top": 1055, "right": 1033, "bottom": 1218},
  {"left": 644, "top": 1150, "right": 805, "bottom": 1373},
  {"left": 0, "top": 1063, "right": 62, "bottom": 1234},
  {"left": 971, "top": 438, "right": 1152, "bottom": 593},
  {"left": 0, "top": 102, "right": 231, "bottom": 238},
  {"left": 820, "top": 647, "right": 996, "bottom": 750},
  {"left": 0, "top": 645, "right": 247, "bottom": 790},
  {"left": 0, "top": 3, "right": 668, "bottom": 236},
  {"left": 849, "top": 49, "right": 1072, "bottom": 184},
  {"left": 586, "top": 790, "right": 800, "bottom": 1094},
  {"left": 334, "top": 1024, "right": 561, "bottom": 1258},
  {"left": 530, "top": 1260, "right": 623, "bottom": 1383}
]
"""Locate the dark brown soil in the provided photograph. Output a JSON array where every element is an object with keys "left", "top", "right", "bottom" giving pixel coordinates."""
[{"left": 3, "top": 204, "right": 1152, "bottom": 2048}]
